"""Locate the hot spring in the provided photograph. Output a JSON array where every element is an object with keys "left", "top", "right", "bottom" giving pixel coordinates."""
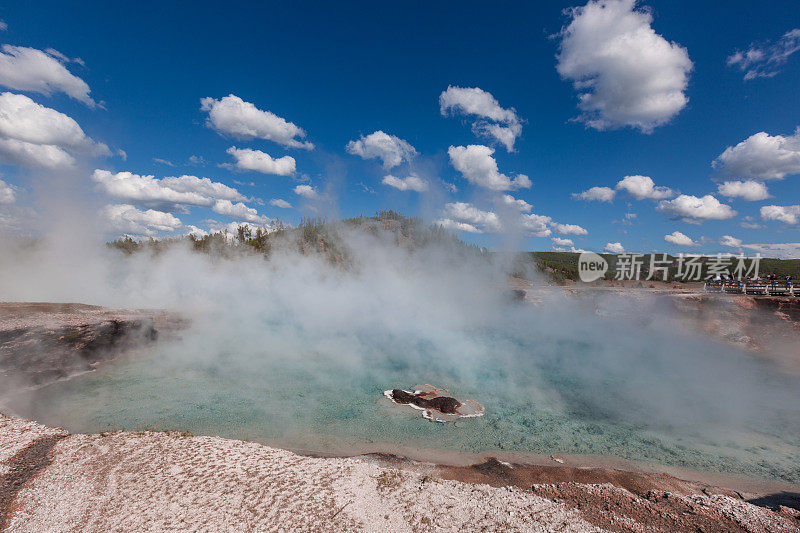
[{"left": 2, "top": 231, "right": 800, "bottom": 483}]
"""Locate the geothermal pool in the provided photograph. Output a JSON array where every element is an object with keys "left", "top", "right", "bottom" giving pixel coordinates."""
[{"left": 8, "top": 294, "right": 800, "bottom": 483}]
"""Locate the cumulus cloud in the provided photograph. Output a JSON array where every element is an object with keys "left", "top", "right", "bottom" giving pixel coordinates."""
[
  {"left": 436, "top": 218, "right": 483, "bottom": 234},
  {"left": 760, "top": 204, "right": 800, "bottom": 225},
  {"left": 200, "top": 95, "right": 313, "bottom": 150},
  {"left": 269, "top": 198, "right": 292, "bottom": 208},
  {"left": 185, "top": 225, "right": 209, "bottom": 238},
  {"left": 572, "top": 186, "right": 616, "bottom": 202},
  {"left": 500, "top": 194, "right": 532, "bottom": 212},
  {"left": 720, "top": 235, "right": 743, "bottom": 247},
  {"left": 91, "top": 170, "right": 248, "bottom": 215},
  {"left": 439, "top": 86, "right": 522, "bottom": 151},
  {"left": 552, "top": 237, "right": 574, "bottom": 247},
  {"left": 225, "top": 146, "right": 295, "bottom": 176},
  {"left": 551, "top": 222, "right": 588, "bottom": 235},
  {"left": 102, "top": 204, "right": 183, "bottom": 236},
  {"left": 211, "top": 199, "right": 270, "bottom": 224},
  {"left": 346, "top": 131, "right": 416, "bottom": 168},
  {"left": 717, "top": 180, "right": 770, "bottom": 201},
  {"left": 381, "top": 174, "right": 428, "bottom": 192},
  {"left": 615, "top": 175, "right": 673, "bottom": 200},
  {"left": 727, "top": 29, "right": 800, "bottom": 80},
  {"left": 0, "top": 92, "right": 107, "bottom": 168},
  {"left": 0, "top": 45, "right": 95, "bottom": 106},
  {"left": 293, "top": 184, "right": 318, "bottom": 199},
  {"left": 0, "top": 92, "right": 93, "bottom": 148},
  {"left": 436, "top": 202, "right": 502, "bottom": 234},
  {"left": 712, "top": 128, "right": 800, "bottom": 181},
  {"left": 604, "top": 242, "right": 625, "bottom": 254},
  {"left": 556, "top": 0, "right": 692, "bottom": 132},
  {"left": 664, "top": 231, "right": 696, "bottom": 246},
  {"left": 520, "top": 214, "right": 552, "bottom": 237},
  {"left": 0, "top": 178, "right": 16, "bottom": 204},
  {"left": 0, "top": 138, "right": 74, "bottom": 168},
  {"left": 447, "top": 145, "right": 530, "bottom": 190},
  {"left": 656, "top": 194, "right": 736, "bottom": 222}
]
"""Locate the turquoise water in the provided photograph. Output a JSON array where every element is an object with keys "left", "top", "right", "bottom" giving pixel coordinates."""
[{"left": 8, "top": 299, "right": 800, "bottom": 483}]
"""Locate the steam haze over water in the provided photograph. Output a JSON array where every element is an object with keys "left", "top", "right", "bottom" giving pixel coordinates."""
[{"left": 3, "top": 229, "right": 799, "bottom": 482}]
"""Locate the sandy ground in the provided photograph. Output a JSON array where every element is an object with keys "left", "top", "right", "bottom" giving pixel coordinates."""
[
  {"left": 1, "top": 414, "right": 798, "bottom": 532},
  {"left": 0, "top": 414, "right": 598, "bottom": 532}
]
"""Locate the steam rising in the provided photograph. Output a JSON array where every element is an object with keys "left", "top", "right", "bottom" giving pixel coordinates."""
[{"left": 1, "top": 217, "right": 799, "bottom": 482}]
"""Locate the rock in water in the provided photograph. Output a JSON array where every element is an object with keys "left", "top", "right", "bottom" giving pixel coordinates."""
[{"left": 384, "top": 385, "right": 483, "bottom": 423}]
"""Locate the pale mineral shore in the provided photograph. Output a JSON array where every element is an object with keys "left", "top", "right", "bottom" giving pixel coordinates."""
[{"left": 0, "top": 415, "right": 798, "bottom": 533}]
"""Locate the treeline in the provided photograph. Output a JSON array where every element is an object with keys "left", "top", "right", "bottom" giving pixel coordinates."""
[
  {"left": 107, "top": 211, "right": 484, "bottom": 264},
  {"left": 516, "top": 252, "right": 800, "bottom": 284}
]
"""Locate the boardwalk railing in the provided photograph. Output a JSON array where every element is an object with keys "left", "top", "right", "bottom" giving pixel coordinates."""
[{"left": 704, "top": 280, "right": 796, "bottom": 296}]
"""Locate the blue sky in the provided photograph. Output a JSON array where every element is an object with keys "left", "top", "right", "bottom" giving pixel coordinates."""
[{"left": 1, "top": 0, "right": 800, "bottom": 256}]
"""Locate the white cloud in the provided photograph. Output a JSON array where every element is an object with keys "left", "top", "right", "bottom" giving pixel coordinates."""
[
  {"left": 500, "top": 194, "right": 532, "bottom": 212},
  {"left": 520, "top": 214, "right": 552, "bottom": 237},
  {"left": 0, "top": 92, "right": 107, "bottom": 168},
  {"left": 0, "top": 45, "right": 95, "bottom": 106},
  {"left": 741, "top": 242, "right": 800, "bottom": 259},
  {"left": 0, "top": 178, "right": 15, "bottom": 203},
  {"left": 0, "top": 21, "right": 7, "bottom": 31},
  {"left": 572, "top": 186, "right": 616, "bottom": 202},
  {"left": 436, "top": 219, "right": 482, "bottom": 233},
  {"left": 664, "top": 231, "right": 696, "bottom": 246},
  {"left": 604, "top": 242, "right": 625, "bottom": 254},
  {"left": 476, "top": 122, "right": 523, "bottom": 153},
  {"left": 437, "top": 202, "right": 502, "bottom": 234},
  {"left": 554, "top": 246, "right": 589, "bottom": 253},
  {"left": 346, "top": 131, "right": 416, "bottom": 168},
  {"left": 712, "top": 128, "right": 800, "bottom": 180},
  {"left": 200, "top": 94, "right": 313, "bottom": 150},
  {"left": 556, "top": 0, "right": 692, "bottom": 132},
  {"left": 439, "top": 86, "right": 522, "bottom": 151},
  {"left": 269, "top": 198, "right": 292, "bottom": 208},
  {"left": 211, "top": 199, "right": 270, "bottom": 224},
  {"left": 717, "top": 180, "right": 769, "bottom": 201},
  {"left": 615, "top": 175, "right": 673, "bottom": 200},
  {"left": 0, "top": 138, "right": 74, "bottom": 168},
  {"left": 225, "top": 146, "right": 295, "bottom": 176},
  {"left": 550, "top": 222, "right": 588, "bottom": 235},
  {"left": 760, "top": 204, "right": 800, "bottom": 225},
  {"left": 727, "top": 29, "right": 800, "bottom": 80},
  {"left": 293, "top": 184, "right": 318, "bottom": 199},
  {"left": 91, "top": 170, "right": 247, "bottom": 212},
  {"left": 656, "top": 194, "right": 736, "bottom": 222},
  {"left": 381, "top": 174, "right": 428, "bottom": 192},
  {"left": 186, "top": 225, "right": 208, "bottom": 238},
  {"left": 0, "top": 92, "right": 92, "bottom": 148},
  {"left": 102, "top": 204, "right": 183, "bottom": 236},
  {"left": 447, "top": 145, "right": 530, "bottom": 190},
  {"left": 552, "top": 237, "right": 574, "bottom": 247},
  {"left": 720, "top": 235, "right": 743, "bottom": 247},
  {"left": 439, "top": 86, "right": 518, "bottom": 123}
]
